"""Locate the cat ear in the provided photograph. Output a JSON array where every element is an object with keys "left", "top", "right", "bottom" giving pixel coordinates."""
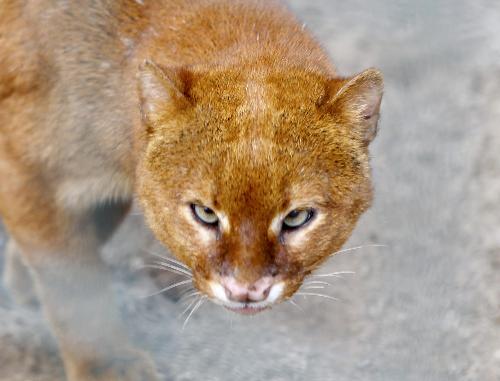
[
  {"left": 324, "top": 68, "right": 383, "bottom": 145},
  {"left": 137, "top": 60, "right": 192, "bottom": 127}
]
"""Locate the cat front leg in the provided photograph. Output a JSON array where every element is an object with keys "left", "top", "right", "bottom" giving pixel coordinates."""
[
  {"left": 30, "top": 251, "right": 159, "bottom": 381},
  {"left": 6, "top": 199, "right": 159, "bottom": 381},
  {"left": 3, "top": 238, "right": 39, "bottom": 306}
]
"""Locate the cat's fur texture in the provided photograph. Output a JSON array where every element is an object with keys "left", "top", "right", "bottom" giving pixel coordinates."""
[{"left": 0, "top": 0, "right": 383, "bottom": 380}]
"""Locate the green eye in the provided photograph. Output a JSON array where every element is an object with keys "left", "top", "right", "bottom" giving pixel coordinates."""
[
  {"left": 191, "top": 204, "right": 219, "bottom": 226},
  {"left": 283, "top": 209, "right": 314, "bottom": 230}
]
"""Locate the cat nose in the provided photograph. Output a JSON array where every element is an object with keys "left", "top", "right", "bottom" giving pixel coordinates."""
[{"left": 222, "top": 277, "right": 273, "bottom": 303}]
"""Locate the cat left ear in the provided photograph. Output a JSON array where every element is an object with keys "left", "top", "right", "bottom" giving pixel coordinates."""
[
  {"left": 324, "top": 68, "right": 384, "bottom": 145},
  {"left": 138, "top": 60, "right": 193, "bottom": 128}
]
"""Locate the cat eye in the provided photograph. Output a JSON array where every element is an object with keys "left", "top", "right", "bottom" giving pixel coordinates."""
[
  {"left": 282, "top": 209, "right": 314, "bottom": 230},
  {"left": 191, "top": 204, "right": 219, "bottom": 226}
]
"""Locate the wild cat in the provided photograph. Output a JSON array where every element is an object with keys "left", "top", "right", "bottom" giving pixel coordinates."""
[{"left": 0, "top": 0, "right": 383, "bottom": 380}]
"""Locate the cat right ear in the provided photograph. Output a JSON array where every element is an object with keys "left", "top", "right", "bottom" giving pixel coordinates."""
[{"left": 137, "top": 60, "right": 193, "bottom": 128}]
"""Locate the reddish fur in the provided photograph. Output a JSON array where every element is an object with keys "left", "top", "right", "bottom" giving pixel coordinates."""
[
  {"left": 132, "top": 1, "right": 383, "bottom": 297},
  {"left": 0, "top": 1, "right": 382, "bottom": 379}
]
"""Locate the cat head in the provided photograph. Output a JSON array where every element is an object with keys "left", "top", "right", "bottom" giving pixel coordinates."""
[{"left": 136, "top": 60, "right": 383, "bottom": 314}]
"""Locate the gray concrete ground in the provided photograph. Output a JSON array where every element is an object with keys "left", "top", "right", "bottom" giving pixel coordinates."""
[{"left": 0, "top": 1, "right": 499, "bottom": 380}]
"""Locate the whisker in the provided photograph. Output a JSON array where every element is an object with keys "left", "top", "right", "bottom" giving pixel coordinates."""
[
  {"left": 329, "top": 244, "right": 387, "bottom": 257},
  {"left": 308, "top": 243, "right": 385, "bottom": 279},
  {"left": 295, "top": 292, "right": 340, "bottom": 302},
  {"left": 179, "top": 296, "right": 200, "bottom": 318},
  {"left": 144, "top": 250, "right": 169, "bottom": 260},
  {"left": 151, "top": 260, "right": 193, "bottom": 277},
  {"left": 158, "top": 257, "right": 191, "bottom": 272},
  {"left": 312, "top": 271, "right": 355, "bottom": 278},
  {"left": 154, "top": 260, "right": 192, "bottom": 274},
  {"left": 182, "top": 296, "right": 206, "bottom": 330},
  {"left": 179, "top": 291, "right": 201, "bottom": 303},
  {"left": 140, "top": 264, "right": 192, "bottom": 278},
  {"left": 288, "top": 299, "right": 304, "bottom": 312},
  {"left": 302, "top": 286, "right": 326, "bottom": 290},
  {"left": 303, "top": 280, "right": 332, "bottom": 286},
  {"left": 141, "top": 279, "right": 193, "bottom": 298},
  {"left": 146, "top": 251, "right": 192, "bottom": 271}
]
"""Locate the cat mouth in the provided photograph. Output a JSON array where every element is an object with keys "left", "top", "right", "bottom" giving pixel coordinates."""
[
  {"left": 209, "top": 296, "right": 274, "bottom": 315},
  {"left": 224, "top": 303, "right": 270, "bottom": 315}
]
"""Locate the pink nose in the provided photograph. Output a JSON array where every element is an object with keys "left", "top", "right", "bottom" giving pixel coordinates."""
[{"left": 222, "top": 277, "right": 273, "bottom": 303}]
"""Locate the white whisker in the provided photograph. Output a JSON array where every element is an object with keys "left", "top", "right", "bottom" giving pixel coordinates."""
[
  {"left": 303, "top": 280, "right": 332, "bottom": 286},
  {"left": 179, "top": 296, "right": 200, "bottom": 318},
  {"left": 180, "top": 291, "right": 201, "bottom": 303},
  {"left": 182, "top": 297, "right": 206, "bottom": 330},
  {"left": 302, "top": 285, "right": 326, "bottom": 290},
  {"left": 312, "top": 271, "right": 355, "bottom": 278},
  {"left": 141, "top": 279, "right": 193, "bottom": 298},
  {"left": 140, "top": 264, "right": 192, "bottom": 278},
  {"left": 146, "top": 251, "right": 192, "bottom": 271},
  {"left": 329, "top": 244, "right": 386, "bottom": 257},
  {"left": 159, "top": 257, "right": 191, "bottom": 271},
  {"left": 151, "top": 261, "right": 193, "bottom": 277},
  {"left": 288, "top": 299, "right": 304, "bottom": 312},
  {"left": 296, "top": 292, "right": 340, "bottom": 302}
]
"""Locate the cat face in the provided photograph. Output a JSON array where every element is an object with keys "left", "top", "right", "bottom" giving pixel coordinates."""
[{"left": 137, "top": 62, "right": 382, "bottom": 313}]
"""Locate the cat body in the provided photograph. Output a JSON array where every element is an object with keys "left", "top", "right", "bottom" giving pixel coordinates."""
[{"left": 0, "top": 1, "right": 383, "bottom": 380}]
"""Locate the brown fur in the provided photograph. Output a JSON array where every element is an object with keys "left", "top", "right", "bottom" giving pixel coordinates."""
[{"left": 0, "top": 1, "right": 383, "bottom": 380}]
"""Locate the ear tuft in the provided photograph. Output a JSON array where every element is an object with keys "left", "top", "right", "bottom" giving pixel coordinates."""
[
  {"left": 326, "top": 68, "right": 384, "bottom": 145},
  {"left": 137, "top": 60, "right": 192, "bottom": 128}
]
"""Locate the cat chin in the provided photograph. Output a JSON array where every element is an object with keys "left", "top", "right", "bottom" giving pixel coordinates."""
[{"left": 216, "top": 298, "right": 275, "bottom": 315}]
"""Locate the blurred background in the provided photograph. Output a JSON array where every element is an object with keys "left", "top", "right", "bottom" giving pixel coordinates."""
[{"left": 0, "top": 0, "right": 499, "bottom": 380}]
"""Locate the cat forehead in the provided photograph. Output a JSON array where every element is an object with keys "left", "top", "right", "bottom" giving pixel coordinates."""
[
  {"left": 194, "top": 140, "right": 331, "bottom": 204},
  {"left": 189, "top": 67, "right": 327, "bottom": 112}
]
